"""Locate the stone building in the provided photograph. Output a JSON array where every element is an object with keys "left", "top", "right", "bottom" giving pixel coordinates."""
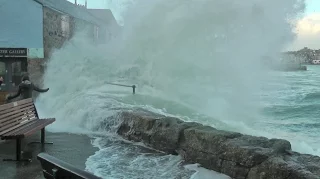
[
  {"left": 33, "top": 0, "right": 119, "bottom": 81},
  {"left": 0, "top": 0, "right": 118, "bottom": 104}
]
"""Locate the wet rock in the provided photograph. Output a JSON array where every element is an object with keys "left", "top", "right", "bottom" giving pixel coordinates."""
[
  {"left": 117, "top": 111, "right": 198, "bottom": 154},
  {"left": 247, "top": 157, "right": 292, "bottom": 178},
  {"left": 247, "top": 154, "right": 320, "bottom": 179},
  {"left": 219, "top": 135, "right": 291, "bottom": 168},
  {"left": 220, "top": 160, "right": 249, "bottom": 179},
  {"left": 177, "top": 125, "right": 242, "bottom": 172},
  {"left": 116, "top": 110, "right": 320, "bottom": 179},
  {"left": 178, "top": 126, "right": 293, "bottom": 178}
]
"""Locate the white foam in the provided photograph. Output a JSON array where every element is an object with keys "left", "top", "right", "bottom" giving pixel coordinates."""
[
  {"left": 86, "top": 136, "right": 232, "bottom": 179},
  {"left": 184, "top": 164, "right": 231, "bottom": 179},
  {"left": 85, "top": 137, "right": 194, "bottom": 179}
]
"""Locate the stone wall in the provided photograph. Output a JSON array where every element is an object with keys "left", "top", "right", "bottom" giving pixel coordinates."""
[
  {"left": 28, "top": 59, "right": 44, "bottom": 84},
  {"left": 43, "top": 7, "right": 96, "bottom": 59},
  {"left": 43, "top": 7, "right": 69, "bottom": 60},
  {"left": 116, "top": 110, "right": 320, "bottom": 179},
  {"left": 28, "top": 7, "right": 96, "bottom": 85}
]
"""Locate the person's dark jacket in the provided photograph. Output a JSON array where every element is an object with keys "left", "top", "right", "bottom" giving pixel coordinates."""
[{"left": 7, "top": 76, "right": 49, "bottom": 101}]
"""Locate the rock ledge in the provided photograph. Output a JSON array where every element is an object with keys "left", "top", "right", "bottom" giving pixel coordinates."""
[{"left": 116, "top": 111, "right": 320, "bottom": 179}]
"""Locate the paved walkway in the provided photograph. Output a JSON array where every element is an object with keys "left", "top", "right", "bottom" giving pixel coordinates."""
[{"left": 0, "top": 132, "right": 98, "bottom": 179}]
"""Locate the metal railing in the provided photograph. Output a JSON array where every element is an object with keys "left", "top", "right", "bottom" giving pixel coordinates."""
[{"left": 105, "top": 82, "right": 136, "bottom": 94}]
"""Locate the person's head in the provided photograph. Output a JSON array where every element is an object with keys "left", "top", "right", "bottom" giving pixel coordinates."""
[{"left": 21, "top": 75, "right": 30, "bottom": 81}]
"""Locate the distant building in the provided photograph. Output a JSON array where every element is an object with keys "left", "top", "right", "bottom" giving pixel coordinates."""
[
  {"left": 0, "top": 0, "right": 118, "bottom": 104},
  {"left": 312, "top": 60, "right": 320, "bottom": 64},
  {"left": 88, "top": 9, "right": 121, "bottom": 41}
]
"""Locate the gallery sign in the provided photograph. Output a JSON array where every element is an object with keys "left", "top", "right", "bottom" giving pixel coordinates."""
[{"left": 0, "top": 48, "right": 27, "bottom": 57}]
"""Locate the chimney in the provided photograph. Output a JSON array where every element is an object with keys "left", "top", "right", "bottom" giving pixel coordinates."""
[
  {"left": 85, "top": 0, "right": 87, "bottom": 8},
  {"left": 75, "top": 0, "right": 77, "bottom": 4}
]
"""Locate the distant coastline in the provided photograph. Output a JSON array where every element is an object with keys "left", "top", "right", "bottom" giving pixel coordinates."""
[
  {"left": 260, "top": 47, "right": 320, "bottom": 71},
  {"left": 284, "top": 47, "right": 320, "bottom": 64}
]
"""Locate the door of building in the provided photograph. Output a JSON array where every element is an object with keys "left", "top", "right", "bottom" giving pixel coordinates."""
[{"left": 0, "top": 48, "right": 28, "bottom": 104}]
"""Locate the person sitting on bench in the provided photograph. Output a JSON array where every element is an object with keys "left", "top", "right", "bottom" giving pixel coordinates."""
[{"left": 6, "top": 75, "right": 49, "bottom": 101}]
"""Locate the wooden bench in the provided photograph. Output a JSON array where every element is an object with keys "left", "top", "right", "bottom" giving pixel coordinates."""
[
  {"left": 37, "top": 153, "right": 101, "bottom": 179},
  {"left": 0, "top": 98, "right": 55, "bottom": 161}
]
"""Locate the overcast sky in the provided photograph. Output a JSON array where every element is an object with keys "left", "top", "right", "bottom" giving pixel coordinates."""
[
  {"left": 70, "top": 0, "right": 320, "bottom": 50},
  {"left": 290, "top": 0, "right": 320, "bottom": 50}
]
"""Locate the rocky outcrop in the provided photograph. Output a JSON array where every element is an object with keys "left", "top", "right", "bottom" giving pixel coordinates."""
[{"left": 116, "top": 110, "right": 320, "bottom": 179}]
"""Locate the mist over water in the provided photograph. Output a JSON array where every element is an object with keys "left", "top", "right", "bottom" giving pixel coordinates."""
[
  {"left": 110, "top": 0, "right": 306, "bottom": 130},
  {"left": 35, "top": 0, "right": 319, "bottom": 178}
]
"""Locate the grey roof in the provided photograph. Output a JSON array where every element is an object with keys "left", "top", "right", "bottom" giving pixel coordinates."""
[
  {"left": 33, "top": 0, "right": 106, "bottom": 27},
  {"left": 88, "top": 9, "right": 117, "bottom": 26}
]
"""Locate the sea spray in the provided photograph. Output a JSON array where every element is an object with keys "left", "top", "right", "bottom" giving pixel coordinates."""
[{"left": 35, "top": 0, "right": 317, "bottom": 178}]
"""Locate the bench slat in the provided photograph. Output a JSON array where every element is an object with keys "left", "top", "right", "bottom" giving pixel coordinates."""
[
  {"left": 0, "top": 113, "right": 37, "bottom": 132},
  {"left": 20, "top": 119, "right": 55, "bottom": 137},
  {"left": 0, "top": 108, "right": 36, "bottom": 127},
  {"left": 0, "top": 108, "right": 38, "bottom": 124},
  {"left": 0, "top": 114, "right": 38, "bottom": 131},
  {"left": 8, "top": 119, "right": 48, "bottom": 136},
  {"left": 2, "top": 119, "right": 55, "bottom": 139},
  {"left": 0, "top": 108, "right": 36, "bottom": 126},
  {"left": 0, "top": 105, "right": 35, "bottom": 123},
  {"left": 0, "top": 98, "right": 33, "bottom": 111},
  {"left": 0, "top": 119, "right": 38, "bottom": 136},
  {"left": 0, "top": 119, "right": 37, "bottom": 137},
  {"left": 0, "top": 101, "right": 34, "bottom": 116}
]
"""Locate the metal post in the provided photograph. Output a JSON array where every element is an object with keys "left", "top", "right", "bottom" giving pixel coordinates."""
[
  {"left": 132, "top": 85, "right": 136, "bottom": 94},
  {"left": 16, "top": 138, "right": 21, "bottom": 161},
  {"left": 41, "top": 128, "right": 45, "bottom": 144},
  {"left": 52, "top": 168, "right": 58, "bottom": 179}
]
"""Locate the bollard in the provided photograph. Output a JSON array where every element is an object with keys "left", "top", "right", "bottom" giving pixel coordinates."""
[{"left": 132, "top": 85, "right": 136, "bottom": 94}]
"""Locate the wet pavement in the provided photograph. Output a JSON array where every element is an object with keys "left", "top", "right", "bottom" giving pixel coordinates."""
[{"left": 0, "top": 132, "right": 98, "bottom": 179}]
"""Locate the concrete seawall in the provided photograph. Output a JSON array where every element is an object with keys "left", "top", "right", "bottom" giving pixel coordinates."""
[{"left": 116, "top": 110, "right": 320, "bottom": 179}]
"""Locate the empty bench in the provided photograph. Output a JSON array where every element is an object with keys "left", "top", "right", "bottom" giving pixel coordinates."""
[
  {"left": 37, "top": 153, "right": 101, "bottom": 179},
  {"left": 0, "top": 98, "right": 55, "bottom": 161}
]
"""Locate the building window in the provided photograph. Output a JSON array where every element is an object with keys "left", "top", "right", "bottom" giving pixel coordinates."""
[
  {"left": 11, "top": 62, "right": 22, "bottom": 87},
  {"left": 105, "top": 29, "right": 111, "bottom": 42},
  {"left": 61, "top": 15, "right": 70, "bottom": 38},
  {"left": 94, "top": 26, "right": 99, "bottom": 41},
  {"left": 0, "top": 62, "right": 5, "bottom": 75},
  {"left": 0, "top": 62, "right": 5, "bottom": 86}
]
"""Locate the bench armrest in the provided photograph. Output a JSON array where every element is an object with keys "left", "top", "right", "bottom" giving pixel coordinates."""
[{"left": 37, "top": 153, "right": 101, "bottom": 179}]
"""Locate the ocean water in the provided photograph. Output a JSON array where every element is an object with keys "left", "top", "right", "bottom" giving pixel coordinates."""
[
  {"left": 34, "top": 0, "right": 318, "bottom": 178},
  {"left": 259, "top": 65, "right": 320, "bottom": 155}
]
